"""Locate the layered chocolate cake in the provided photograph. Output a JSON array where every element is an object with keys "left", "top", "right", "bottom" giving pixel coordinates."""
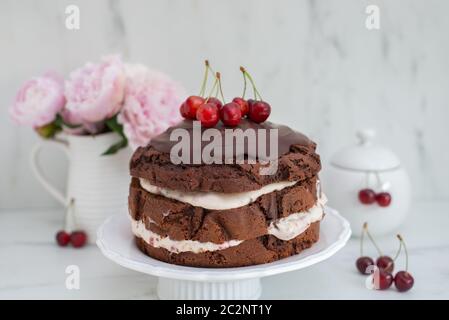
[{"left": 128, "top": 119, "right": 325, "bottom": 268}]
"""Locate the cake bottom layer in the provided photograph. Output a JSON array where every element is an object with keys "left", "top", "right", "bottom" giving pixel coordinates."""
[{"left": 135, "top": 221, "right": 320, "bottom": 268}]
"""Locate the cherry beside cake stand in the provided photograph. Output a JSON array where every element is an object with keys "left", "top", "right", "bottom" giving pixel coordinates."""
[{"left": 96, "top": 207, "right": 351, "bottom": 300}]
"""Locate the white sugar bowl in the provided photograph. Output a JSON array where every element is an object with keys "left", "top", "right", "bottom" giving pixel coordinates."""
[{"left": 322, "top": 129, "right": 411, "bottom": 237}]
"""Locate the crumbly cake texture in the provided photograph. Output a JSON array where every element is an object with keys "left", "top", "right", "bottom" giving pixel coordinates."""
[
  {"left": 129, "top": 176, "right": 318, "bottom": 243},
  {"left": 128, "top": 119, "right": 323, "bottom": 267},
  {"left": 135, "top": 222, "right": 320, "bottom": 268}
]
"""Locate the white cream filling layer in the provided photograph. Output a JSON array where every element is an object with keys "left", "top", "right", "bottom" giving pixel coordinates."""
[
  {"left": 267, "top": 194, "right": 327, "bottom": 240},
  {"left": 139, "top": 178, "right": 298, "bottom": 210},
  {"left": 131, "top": 218, "right": 243, "bottom": 254},
  {"left": 131, "top": 195, "right": 326, "bottom": 254}
]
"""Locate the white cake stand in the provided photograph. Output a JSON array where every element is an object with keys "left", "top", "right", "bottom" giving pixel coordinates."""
[{"left": 96, "top": 207, "right": 351, "bottom": 300}]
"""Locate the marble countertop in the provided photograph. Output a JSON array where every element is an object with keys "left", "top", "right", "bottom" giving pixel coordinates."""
[{"left": 1, "top": 201, "right": 448, "bottom": 300}]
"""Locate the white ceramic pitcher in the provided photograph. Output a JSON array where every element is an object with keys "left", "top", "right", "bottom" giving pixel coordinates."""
[{"left": 30, "top": 132, "right": 132, "bottom": 243}]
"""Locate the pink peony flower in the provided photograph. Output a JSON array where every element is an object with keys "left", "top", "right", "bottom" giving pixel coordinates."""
[
  {"left": 118, "top": 64, "right": 185, "bottom": 149},
  {"left": 10, "top": 72, "right": 65, "bottom": 128},
  {"left": 64, "top": 55, "right": 125, "bottom": 124}
]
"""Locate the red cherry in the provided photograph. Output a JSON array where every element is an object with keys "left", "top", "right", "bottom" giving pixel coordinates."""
[
  {"left": 70, "top": 231, "right": 87, "bottom": 248},
  {"left": 373, "top": 269, "right": 394, "bottom": 290},
  {"left": 232, "top": 97, "right": 249, "bottom": 117},
  {"left": 358, "top": 189, "right": 376, "bottom": 204},
  {"left": 249, "top": 101, "right": 271, "bottom": 123},
  {"left": 356, "top": 256, "right": 375, "bottom": 274},
  {"left": 376, "top": 255, "right": 394, "bottom": 273},
  {"left": 220, "top": 103, "right": 242, "bottom": 127},
  {"left": 247, "top": 99, "right": 256, "bottom": 109},
  {"left": 56, "top": 230, "right": 70, "bottom": 247},
  {"left": 180, "top": 96, "right": 205, "bottom": 119},
  {"left": 394, "top": 271, "right": 414, "bottom": 292},
  {"left": 394, "top": 235, "right": 414, "bottom": 292},
  {"left": 376, "top": 192, "right": 392, "bottom": 207},
  {"left": 196, "top": 103, "right": 219, "bottom": 128},
  {"left": 207, "top": 97, "right": 223, "bottom": 110},
  {"left": 180, "top": 101, "right": 198, "bottom": 120},
  {"left": 180, "top": 102, "right": 190, "bottom": 119}
]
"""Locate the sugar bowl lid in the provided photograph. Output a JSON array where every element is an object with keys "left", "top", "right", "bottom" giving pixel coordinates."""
[{"left": 330, "top": 129, "right": 401, "bottom": 172}]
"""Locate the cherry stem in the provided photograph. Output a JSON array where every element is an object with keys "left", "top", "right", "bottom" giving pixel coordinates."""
[
  {"left": 207, "top": 63, "right": 217, "bottom": 96},
  {"left": 397, "top": 234, "right": 409, "bottom": 271},
  {"left": 240, "top": 66, "right": 262, "bottom": 100},
  {"left": 199, "top": 60, "right": 210, "bottom": 97},
  {"left": 240, "top": 68, "right": 247, "bottom": 99},
  {"left": 216, "top": 72, "right": 226, "bottom": 102},
  {"left": 214, "top": 84, "right": 219, "bottom": 98},
  {"left": 208, "top": 63, "right": 216, "bottom": 77},
  {"left": 363, "top": 223, "right": 383, "bottom": 256},
  {"left": 392, "top": 235, "right": 403, "bottom": 261},
  {"left": 205, "top": 73, "right": 219, "bottom": 103},
  {"left": 213, "top": 70, "right": 220, "bottom": 98}
]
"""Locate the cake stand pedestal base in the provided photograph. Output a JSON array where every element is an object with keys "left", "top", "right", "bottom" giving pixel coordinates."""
[
  {"left": 157, "top": 278, "right": 261, "bottom": 300},
  {"left": 97, "top": 206, "right": 350, "bottom": 300}
]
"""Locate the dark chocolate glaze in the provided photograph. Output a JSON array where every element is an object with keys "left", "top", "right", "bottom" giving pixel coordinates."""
[{"left": 149, "top": 119, "right": 311, "bottom": 162}]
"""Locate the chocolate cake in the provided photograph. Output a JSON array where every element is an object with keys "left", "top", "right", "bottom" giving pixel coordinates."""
[{"left": 128, "top": 119, "right": 324, "bottom": 267}]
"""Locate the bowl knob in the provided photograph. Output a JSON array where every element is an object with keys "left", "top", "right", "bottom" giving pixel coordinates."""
[{"left": 356, "top": 129, "right": 376, "bottom": 146}]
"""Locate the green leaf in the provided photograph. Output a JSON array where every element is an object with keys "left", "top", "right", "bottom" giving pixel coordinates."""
[
  {"left": 101, "top": 137, "right": 128, "bottom": 156},
  {"left": 105, "top": 115, "right": 125, "bottom": 138},
  {"left": 102, "top": 115, "right": 128, "bottom": 155},
  {"left": 35, "top": 121, "right": 62, "bottom": 139}
]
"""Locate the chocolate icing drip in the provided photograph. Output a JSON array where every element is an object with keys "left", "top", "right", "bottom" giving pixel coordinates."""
[{"left": 149, "top": 119, "right": 311, "bottom": 162}]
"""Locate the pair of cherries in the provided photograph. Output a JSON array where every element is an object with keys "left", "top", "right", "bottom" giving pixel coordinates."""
[
  {"left": 56, "top": 230, "right": 87, "bottom": 248},
  {"left": 359, "top": 189, "right": 392, "bottom": 207},
  {"left": 356, "top": 223, "right": 414, "bottom": 292},
  {"left": 180, "top": 62, "right": 271, "bottom": 127}
]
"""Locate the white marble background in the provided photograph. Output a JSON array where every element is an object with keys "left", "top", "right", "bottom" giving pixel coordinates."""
[{"left": 1, "top": 0, "right": 448, "bottom": 209}]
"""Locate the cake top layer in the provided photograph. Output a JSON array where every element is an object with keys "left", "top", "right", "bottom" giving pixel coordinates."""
[
  {"left": 149, "top": 119, "right": 313, "bottom": 162},
  {"left": 130, "top": 119, "right": 321, "bottom": 193}
]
